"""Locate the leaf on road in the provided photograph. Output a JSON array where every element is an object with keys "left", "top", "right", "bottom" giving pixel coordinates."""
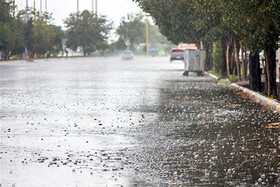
[
  {"left": 267, "top": 122, "right": 280, "bottom": 129},
  {"left": 229, "top": 104, "right": 242, "bottom": 109}
]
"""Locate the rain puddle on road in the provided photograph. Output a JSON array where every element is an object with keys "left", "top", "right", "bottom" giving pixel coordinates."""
[{"left": 0, "top": 134, "right": 135, "bottom": 186}]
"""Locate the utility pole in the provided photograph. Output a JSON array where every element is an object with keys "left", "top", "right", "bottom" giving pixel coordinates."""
[
  {"left": 95, "top": 0, "right": 97, "bottom": 15},
  {"left": 11, "top": 0, "right": 15, "bottom": 17},
  {"left": 25, "top": 0, "right": 29, "bottom": 60},
  {"left": 25, "top": 0, "right": 29, "bottom": 22},
  {"left": 77, "top": 0, "right": 79, "bottom": 12},
  {"left": 40, "top": 0, "right": 42, "bottom": 15},
  {"left": 45, "top": 0, "right": 47, "bottom": 12},
  {"left": 146, "top": 19, "right": 149, "bottom": 56},
  {"left": 33, "top": 0, "right": 36, "bottom": 20},
  {"left": 92, "top": 0, "right": 94, "bottom": 13}
]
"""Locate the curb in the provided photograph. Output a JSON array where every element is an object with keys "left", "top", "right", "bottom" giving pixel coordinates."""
[
  {"left": 205, "top": 72, "right": 280, "bottom": 113},
  {"left": 204, "top": 72, "right": 219, "bottom": 80},
  {"left": 231, "top": 83, "right": 280, "bottom": 113}
]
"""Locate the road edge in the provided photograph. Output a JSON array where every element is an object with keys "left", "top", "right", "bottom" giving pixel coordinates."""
[
  {"left": 231, "top": 83, "right": 280, "bottom": 113},
  {"left": 205, "top": 72, "right": 280, "bottom": 113},
  {"left": 204, "top": 72, "right": 219, "bottom": 80}
]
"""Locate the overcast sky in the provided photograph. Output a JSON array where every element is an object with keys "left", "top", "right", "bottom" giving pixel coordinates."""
[{"left": 15, "top": 0, "right": 142, "bottom": 28}]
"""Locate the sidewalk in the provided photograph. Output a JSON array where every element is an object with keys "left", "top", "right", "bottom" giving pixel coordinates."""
[
  {"left": 231, "top": 83, "right": 280, "bottom": 113},
  {"left": 206, "top": 72, "right": 280, "bottom": 113}
]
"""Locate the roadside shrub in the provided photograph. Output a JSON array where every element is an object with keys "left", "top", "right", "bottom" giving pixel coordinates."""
[{"left": 229, "top": 75, "right": 238, "bottom": 83}]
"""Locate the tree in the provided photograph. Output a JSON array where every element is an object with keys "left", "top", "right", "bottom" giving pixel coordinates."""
[
  {"left": 116, "top": 14, "right": 146, "bottom": 50},
  {"left": 115, "top": 13, "right": 172, "bottom": 52},
  {"left": 109, "top": 37, "right": 127, "bottom": 51},
  {"left": 134, "top": 0, "right": 220, "bottom": 69},
  {"left": 222, "top": 0, "right": 280, "bottom": 97},
  {"left": 135, "top": 1, "right": 197, "bottom": 45},
  {"left": 134, "top": 0, "right": 280, "bottom": 98},
  {"left": 0, "top": 0, "right": 13, "bottom": 59},
  {"left": 0, "top": 2, "right": 64, "bottom": 60},
  {"left": 64, "top": 10, "right": 112, "bottom": 56},
  {"left": 31, "top": 12, "right": 64, "bottom": 57},
  {"left": 10, "top": 11, "right": 26, "bottom": 56}
]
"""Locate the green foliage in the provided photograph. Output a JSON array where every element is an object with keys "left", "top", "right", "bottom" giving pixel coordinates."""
[
  {"left": 64, "top": 10, "right": 112, "bottom": 56},
  {"left": 0, "top": 0, "right": 13, "bottom": 57},
  {"left": 218, "top": 78, "right": 231, "bottom": 85},
  {"left": 134, "top": 1, "right": 196, "bottom": 45},
  {"left": 135, "top": 0, "right": 280, "bottom": 95},
  {"left": 115, "top": 13, "right": 172, "bottom": 52},
  {"left": 229, "top": 75, "right": 238, "bottom": 83},
  {"left": 0, "top": 2, "right": 64, "bottom": 59},
  {"left": 208, "top": 70, "right": 221, "bottom": 78},
  {"left": 134, "top": 0, "right": 225, "bottom": 46},
  {"left": 24, "top": 12, "right": 64, "bottom": 57},
  {"left": 135, "top": 0, "right": 280, "bottom": 52},
  {"left": 10, "top": 13, "right": 26, "bottom": 55},
  {"left": 116, "top": 13, "right": 146, "bottom": 50},
  {"left": 110, "top": 38, "right": 127, "bottom": 51},
  {"left": 221, "top": 0, "right": 280, "bottom": 52}
]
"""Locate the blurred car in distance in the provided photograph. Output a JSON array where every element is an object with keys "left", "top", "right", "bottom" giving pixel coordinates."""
[
  {"left": 170, "top": 48, "right": 184, "bottom": 62},
  {"left": 149, "top": 46, "right": 158, "bottom": 57},
  {"left": 122, "top": 50, "right": 133, "bottom": 60}
]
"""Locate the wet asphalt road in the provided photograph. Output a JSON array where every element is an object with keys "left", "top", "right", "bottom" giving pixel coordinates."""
[{"left": 0, "top": 57, "right": 279, "bottom": 186}]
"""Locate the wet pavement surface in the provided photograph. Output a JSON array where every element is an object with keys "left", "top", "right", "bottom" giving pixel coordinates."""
[{"left": 0, "top": 57, "right": 279, "bottom": 186}]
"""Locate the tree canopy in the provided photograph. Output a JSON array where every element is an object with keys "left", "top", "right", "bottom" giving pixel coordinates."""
[
  {"left": 0, "top": 1, "right": 64, "bottom": 59},
  {"left": 64, "top": 10, "right": 112, "bottom": 56},
  {"left": 134, "top": 0, "right": 280, "bottom": 51},
  {"left": 116, "top": 13, "right": 173, "bottom": 52},
  {"left": 116, "top": 14, "right": 146, "bottom": 49}
]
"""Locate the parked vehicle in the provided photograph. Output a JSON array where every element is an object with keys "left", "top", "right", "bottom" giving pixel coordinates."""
[
  {"left": 170, "top": 48, "right": 184, "bottom": 62},
  {"left": 122, "top": 50, "right": 133, "bottom": 60}
]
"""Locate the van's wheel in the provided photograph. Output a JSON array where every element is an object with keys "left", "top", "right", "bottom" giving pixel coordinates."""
[
  {"left": 183, "top": 71, "right": 189, "bottom": 76},
  {"left": 197, "top": 72, "right": 203, "bottom": 76}
]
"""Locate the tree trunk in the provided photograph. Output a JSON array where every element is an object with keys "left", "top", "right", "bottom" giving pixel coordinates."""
[
  {"left": 230, "top": 45, "right": 234, "bottom": 75},
  {"left": 225, "top": 36, "right": 235, "bottom": 76},
  {"left": 249, "top": 52, "right": 262, "bottom": 92},
  {"left": 265, "top": 45, "right": 277, "bottom": 98},
  {"left": 221, "top": 37, "right": 227, "bottom": 77},
  {"left": 263, "top": 55, "right": 268, "bottom": 95},
  {"left": 202, "top": 41, "right": 212, "bottom": 71},
  {"left": 226, "top": 38, "right": 231, "bottom": 77},
  {"left": 241, "top": 48, "right": 248, "bottom": 81},
  {"left": 83, "top": 45, "right": 87, "bottom": 56},
  {"left": 234, "top": 39, "right": 241, "bottom": 81}
]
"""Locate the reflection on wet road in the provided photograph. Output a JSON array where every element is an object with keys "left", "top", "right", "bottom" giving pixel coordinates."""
[{"left": 0, "top": 57, "right": 279, "bottom": 186}]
